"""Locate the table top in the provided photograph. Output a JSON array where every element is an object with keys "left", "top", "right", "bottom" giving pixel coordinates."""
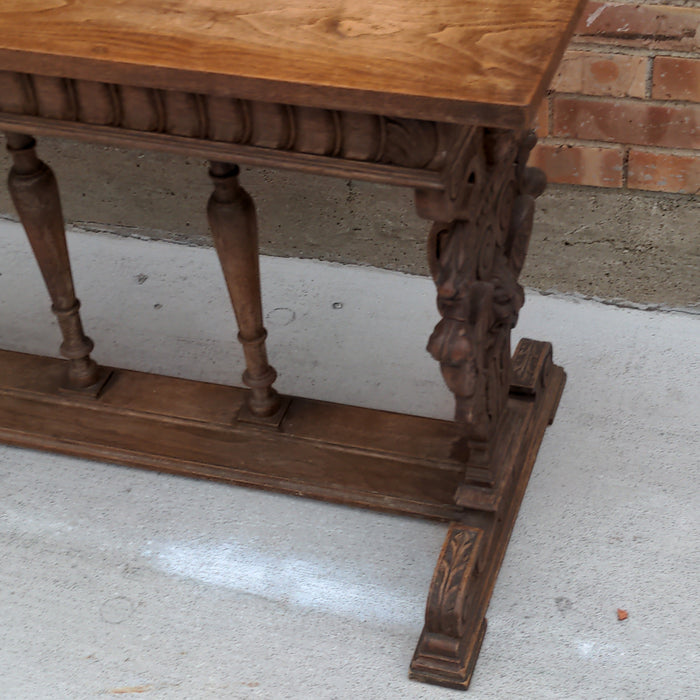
[{"left": 0, "top": 0, "right": 586, "bottom": 127}]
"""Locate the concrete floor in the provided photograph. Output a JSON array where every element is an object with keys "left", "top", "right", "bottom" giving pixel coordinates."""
[{"left": 1, "top": 222, "right": 698, "bottom": 699}]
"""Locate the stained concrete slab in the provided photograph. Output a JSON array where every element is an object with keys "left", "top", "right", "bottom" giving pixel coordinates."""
[
  {"left": 0, "top": 138, "right": 697, "bottom": 310},
  {"left": 1, "top": 222, "right": 698, "bottom": 699}
]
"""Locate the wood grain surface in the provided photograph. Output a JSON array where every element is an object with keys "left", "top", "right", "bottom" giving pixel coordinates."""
[{"left": 0, "top": 0, "right": 587, "bottom": 126}]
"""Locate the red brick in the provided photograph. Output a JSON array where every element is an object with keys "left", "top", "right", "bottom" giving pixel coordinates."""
[
  {"left": 628, "top": 149, "right": 700, "bottom": 194},
  {"left": 552, "top": 96, "right": 700, "bottom": 150},
  {"left": 574, "top": 2, "right": 699, "bottom": 52},
  {"left": 553, "top": 50, "right": 647, "bottom": 98},
  {"left": 652, "top": 56, "right": 700, "bottom": 103},
  {"left": 529, "top": 142, "right": 624, "bottom": 187},
  {"left": 534, "top": 98, "right": 549, "bottom": 138}
]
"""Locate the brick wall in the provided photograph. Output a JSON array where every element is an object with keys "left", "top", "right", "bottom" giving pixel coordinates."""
[{"left": 531, "top": 0, "right": 699, "bottom": 194}]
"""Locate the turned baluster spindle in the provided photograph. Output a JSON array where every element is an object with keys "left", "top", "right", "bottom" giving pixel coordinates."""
[
  {"left": 207, "top": 162, "right": 280, "bottom": 417},
  {"left": 5, "top": 132, "right": 100, "bottom": 389}
]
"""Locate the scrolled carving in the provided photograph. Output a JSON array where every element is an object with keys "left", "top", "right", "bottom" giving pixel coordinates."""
[
  {"left": 425, "top": 128, "right": 543, "bottom": 468},
  {"left": 410, "top": 523, "right": 483, "bottom": 685}
]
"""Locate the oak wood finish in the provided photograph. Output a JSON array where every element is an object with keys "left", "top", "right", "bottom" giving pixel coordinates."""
[
  {"left": 5, "top": 132, "right": 108, "bottom": 392},
  {"left": 0, "top": 0, "right": 586, "bottom": 127},
  {"left": 0, "top": 0, "right": 584, "bottom": 689},
  {"left": 0, "top": 340, "right": 563, "bottom": 525},
  {"left": 0, "top": 69, "right": 457, "bottom": 182},
  {"left": 418, "top": 129, "right": 548, "bottom": 492},
  {"left": 207, "top": 162, "right": 280, "bottom": 417},
  {"left": 0, "top": 350, "right": 466, "bottom": 520}
]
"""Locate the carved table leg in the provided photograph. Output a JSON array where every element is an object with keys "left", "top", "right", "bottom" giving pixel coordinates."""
[
  {"left": 207, "top": 162, "right": 281, "bottom": 418},
  {"left": 411, "top": 129, "right": 565, "bottom": 688},
  {"left": 418, "top": 129, "right": 546, "bottom": 481},
  {"left": 5, "top": 132, "right": 107, "bottom": 393}
]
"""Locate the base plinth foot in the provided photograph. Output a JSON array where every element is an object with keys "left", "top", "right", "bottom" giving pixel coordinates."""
[{"left": 410, "top": 338, "right": 566, "bottom": 689}]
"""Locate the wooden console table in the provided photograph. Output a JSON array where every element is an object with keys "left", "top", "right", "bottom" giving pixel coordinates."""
[{"left": 0, "top": 1, "right": 585, "bottom": 689}]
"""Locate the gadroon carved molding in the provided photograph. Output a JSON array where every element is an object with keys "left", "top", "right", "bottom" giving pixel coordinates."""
[{"left": 0, "top": 70, "right": 460, "bottom": 171}]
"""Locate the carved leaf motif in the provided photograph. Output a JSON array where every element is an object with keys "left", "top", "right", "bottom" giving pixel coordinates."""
[{"left": 426, "top": 525, "right": 481, "bottom": 638}]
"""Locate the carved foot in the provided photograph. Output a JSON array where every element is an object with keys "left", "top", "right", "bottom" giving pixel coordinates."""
[
  {"left": 5, "top": 132, "right": 106, "bottom": 392},
  {"left": 207, "top": 162, "right": 280, "bottom": 418},
  {"left": 410, "top": 523, "right": 486, "bottom": 690},
  {"left": 411, "top": 338, "right": 566, "bottom": 689}
]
